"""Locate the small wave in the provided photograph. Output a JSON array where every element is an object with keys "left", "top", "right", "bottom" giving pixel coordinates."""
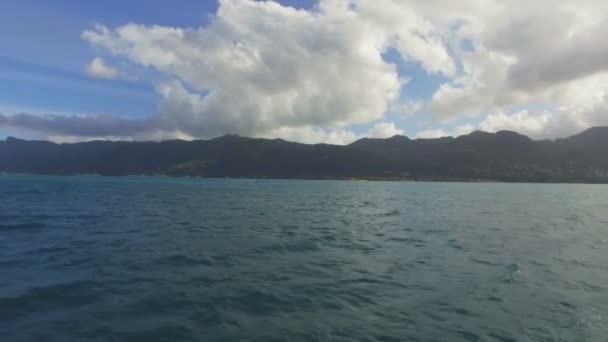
[
  {"left": 579, "top": 281, "right": 604, "bottom": 292},
  {"left": 558, "top": 301, "right": 576, "bottom": 309},
  {"left": 75, "top": 214, "right": 102, "bottom": 220},
  {"left": 501, "top": 263, "right": 522, "bottom": 283},
  {"left": 255, "top": 239, "right": 321, "bottom": 254},
  {"left": 470, "top": 258, "right": 503, "bottom": 266},
  {"left": 0, "top": 259, "right": 25, "bottom": 267},
  {"left": 455, "top": 329, "right": 482, "bottom": 340},
  {"left": 448, "top": 307, "right": 479, "bottom": 317},
  {"left": 157, "top": 254, "right": 213, "bottom": 267},
  {"left": 505, "top": 263, "right": 520, "bottom": 272},
  {"left": 562, "top": 215, "right": 584, "bottom": 223},
  {"left": 120, "top": 324, "right": 197, "bottom": 342},
  {"left": 0, "top": 280, "right": 100, "bottom": 319},
  {"left": 0, "top": 222, "right": 45, "bottom": 231},
  {"left": 388, "top": 237, "right": 427, "bottom": 245},
  {"left": 448, "top": 239, "right": 466, "bottom": 251},
  {"left": 487, "top": 331, "right": 518, "bottom": 342},
  {"left": 0, "top": 214, "right": 53, "bottom": 220},
  {"left": 378, "top": 209, "right": 401, "bottom": 217},
  {"left": 222, "top": 288, "right": 294, "bottom": 315},
  {"left": 486, "top": 296, "right": 503, "bottom": 302},
  {"left": 36, "top": 245, "right": 70, "bottom": 254},
  {"left": 337, "top": 277, "right": 386, "bottom": 286}
]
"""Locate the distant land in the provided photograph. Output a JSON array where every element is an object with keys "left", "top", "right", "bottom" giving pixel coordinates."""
[{"left": 2, "top": 127, "right": 608, "bottom": 183}]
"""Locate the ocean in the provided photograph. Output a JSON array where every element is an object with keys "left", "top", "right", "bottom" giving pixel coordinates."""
[{"left": 0, "top": 175, "right": 607, "bottom": 341}]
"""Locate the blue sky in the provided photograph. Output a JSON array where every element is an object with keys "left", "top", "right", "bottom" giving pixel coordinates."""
[{"left": 0, "top": 0, "right": 219, "bottom": 115}]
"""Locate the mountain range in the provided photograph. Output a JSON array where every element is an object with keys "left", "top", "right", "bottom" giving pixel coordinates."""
[{"left": 2, "top": 127, "right": 608, "bottom": 183}]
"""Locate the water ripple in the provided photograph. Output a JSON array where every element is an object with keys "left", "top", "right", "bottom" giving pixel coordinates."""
[{"left": 0, "top": 176, "right": 607, "bottom": 341}]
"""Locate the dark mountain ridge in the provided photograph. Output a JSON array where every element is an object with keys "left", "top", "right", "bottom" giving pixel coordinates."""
[{"left": 2, "top": 127, "right": 608, "bottom": 183}]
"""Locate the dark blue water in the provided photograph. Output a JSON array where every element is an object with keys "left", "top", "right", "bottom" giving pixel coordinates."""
[{"left": 1, "top": 176, "right": 607, "bottom": 341}]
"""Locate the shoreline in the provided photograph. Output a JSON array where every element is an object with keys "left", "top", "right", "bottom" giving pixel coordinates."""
[{"left": 2, "top": 172, "right": 607, "bottom": 185}]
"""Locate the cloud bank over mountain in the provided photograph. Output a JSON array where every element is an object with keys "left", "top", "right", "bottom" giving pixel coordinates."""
[{"left": 2, "top": 0, "right": 608, "bottom": 143}]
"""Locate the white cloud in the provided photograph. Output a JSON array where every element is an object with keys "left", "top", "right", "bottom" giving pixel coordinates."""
[
  {"left": 391, "top": 100, "right": 424, "bottom": 118},
  {"left": 264, "top": 126, "right": 359, "bottom": 145},
  {"left": 429, "top": 48, "right": 516, "bottom": 121},
  {"left": 85, "top": 57, "right": 121, "bottom": 79},
  {"left": 261, "top": 121, "right": 406, "bottom": 145},
  {"left": 416, "top": 129, "right": 449, "bottom": 139},
  {"left": 79, "top": 1, "right": 408, "bottom": 139},
  {"left": 452, "top": 123, "right": 475, "bottom": 137},
  {"left": 416, "top": 0, "right": 608, "bottom": 136},
  {"left": 74, "top": 0, "right": 456, "bottom": 140},
  {"left": 365, "top": 121, "right": 404, "bottom": 138},
  {"left": 478, "top": 111, "right": 553, "bottom": 137},
  {"left": 351, "top": 1, "right": 456, "bottom": 76},
  {"left": 3, "top": 0, "right": 608, "bottom": 142}
]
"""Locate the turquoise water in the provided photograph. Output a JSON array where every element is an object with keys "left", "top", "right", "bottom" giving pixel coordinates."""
[{"left": 1, "top": 175, "right": 607, "bottom": 341}]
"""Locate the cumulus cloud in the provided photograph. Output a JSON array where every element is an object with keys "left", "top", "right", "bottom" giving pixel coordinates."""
[
  {"left": 85, "top": 57, "right": 121, "bottom": 79},
  {"left": 365, "top": 121, "right": 404, "bottom": 138},
  {"left": 264, "top": 126, "right": 359, "bottom": 145},
  {"left": 78, "top": 1, "right": 412, "bottom": 139},
  {"left": 416, "top": 129, "right": 450, "bottom": 139},
  {"left": 14, "top": 0, "right": 452, "bottom": 141},
  {"left": 2, "top": 0, "right": 608, "bottom": 142},
  {"left": 415, "top": 103, "right": 608, "bottom": 140},
  {"left": 477, "top": 107, "right": 608, "bottom": 139},
  {"left": 451, "top": 123, "right": 475, "bottom": 137},
  {"left": 260, "top": 121, "right": 405, "bottom": 145},
  {"left": 419, "top": 0, "right": 608, "bottom": 137},
  {"left": 478, "top": 111, "right": 553, "bottom": 138}
]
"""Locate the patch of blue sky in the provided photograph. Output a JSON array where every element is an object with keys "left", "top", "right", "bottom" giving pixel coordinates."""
[
  {"left": 0, "top": 57, "right": 159, "bottom": 117},
  {"left": 382, "top": 47, "right": 448, "bottom": 103}
]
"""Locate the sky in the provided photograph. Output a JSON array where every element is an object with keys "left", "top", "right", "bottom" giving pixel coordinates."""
[{"left": 1, "top": 0, "right": 607, "bottom": 144}]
